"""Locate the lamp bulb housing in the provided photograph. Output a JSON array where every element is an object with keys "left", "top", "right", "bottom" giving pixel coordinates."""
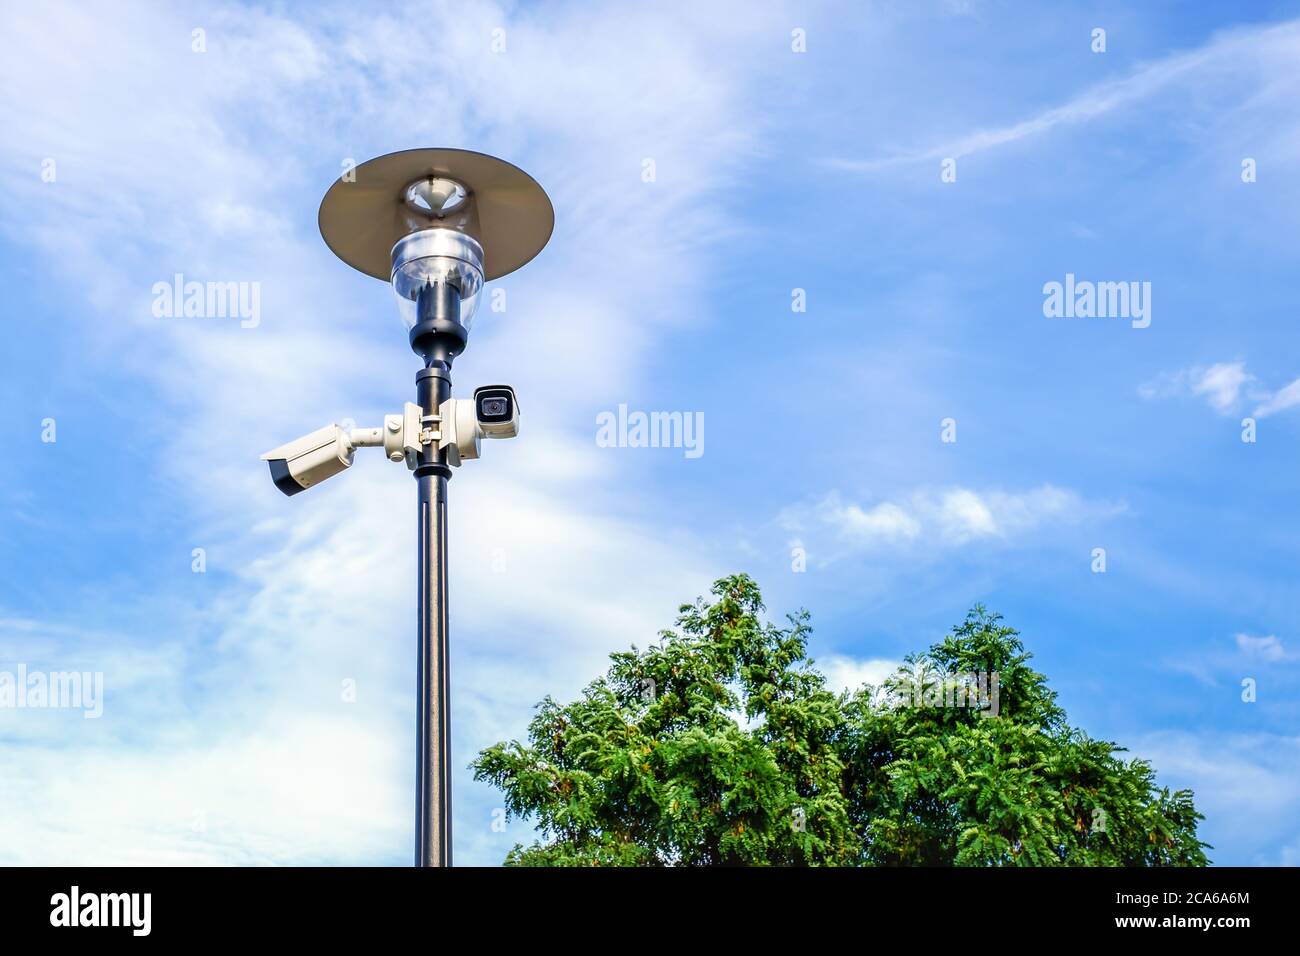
[{"left": 390, "top": 228, "right": 484, "bottom": 333}]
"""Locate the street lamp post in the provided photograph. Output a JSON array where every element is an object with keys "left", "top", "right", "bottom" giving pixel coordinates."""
[{"left": 261, "top": 149, "right": 554, "bottom": 867}]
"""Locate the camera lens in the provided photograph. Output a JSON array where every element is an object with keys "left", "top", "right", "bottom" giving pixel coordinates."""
[{"left": 481, "top": 398, "right": 508, "bottom": 418}]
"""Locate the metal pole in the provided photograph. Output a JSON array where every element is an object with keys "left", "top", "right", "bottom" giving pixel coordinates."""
[
  {"left": 412, "top": 282, "right": 460, "bottom": 868},
  {"left": 314, "top": 149, "right": 552, "bottom": 869}
]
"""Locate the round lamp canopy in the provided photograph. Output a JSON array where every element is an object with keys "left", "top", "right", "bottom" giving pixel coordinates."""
[{"left": 318, "top": 148, "right": 554, "bottom": 283}]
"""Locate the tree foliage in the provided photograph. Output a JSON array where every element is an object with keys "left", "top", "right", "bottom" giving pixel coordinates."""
[{"left": 472, "top": 574, "right": 1208, "bottom": 866}]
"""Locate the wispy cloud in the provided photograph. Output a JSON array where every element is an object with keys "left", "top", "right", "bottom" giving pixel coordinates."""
[
  {"left": 1140, "top": 361, "right": 1300, "bottom": 418},
  {"left": 1235, "top": 633, "right": 1295, "bottom": 662},
  {"left": 780, "top": 484, "right": 1119, "bottom": 564},
  {"left": 1163, "top": 630, "right": 1298, "bottom": 687},
  {"left": 1193, "top": 363, "right": 1256, "bottom": 413},
  {"left": 1130, "top": 731, "right": 1300, "bottom": 866},
  {"left": 1138, "top": 361, "right": 1255, "bottom": 413},
  {"left": 1252, "top": 378, "right": 1300, "bottom": 418},
  {"left": 825, "top": 19, "right": 1300, "bottom": 172}
]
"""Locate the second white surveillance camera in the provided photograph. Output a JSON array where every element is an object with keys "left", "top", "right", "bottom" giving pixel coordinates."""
[{"left": 474, "top": 385, "right": 519, "bottom": 438}]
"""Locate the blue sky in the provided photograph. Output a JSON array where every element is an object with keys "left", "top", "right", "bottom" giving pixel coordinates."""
[{"left": 1, "top": 0, "right": 1297, "bottom": 866}]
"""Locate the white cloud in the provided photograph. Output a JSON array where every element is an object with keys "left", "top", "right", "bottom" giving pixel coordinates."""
[
  {"left": 1138, "top": 361, "right": 1254, "bottom": 412},
  {"left": 1235, "top": 633, "right": 1294, "bottom": 662},
  {"left": 818, "top": 655, "right": 904, "bottom": 695},
  {"left": 782, "top": 484, "right": 1108, "bottom": 563},
  {"left": 1163, "top": 629, "right": 1298, "bottom": 686},
  {"left": 1191, "top": 362, "right": 1255, "bottom": 413},
  {"left": 0, "top": 716, "right": 407, "bottom": 865},
  {"left": 1140, "top": 361, "right": 1300, "bottom": 418},
  {"left": 837, "top": 501, "right": 922, "bottom": 541},
  {"left": 939, "top": 488, "right": 999, "bottom": 541}
]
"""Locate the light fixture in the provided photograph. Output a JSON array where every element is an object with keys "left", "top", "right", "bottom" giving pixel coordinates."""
[{"left": 263, "top": 149, "right": 554, "bottom": 866}]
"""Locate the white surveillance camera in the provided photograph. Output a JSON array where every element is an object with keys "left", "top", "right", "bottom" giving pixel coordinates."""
[
  {"left": 261, "top": 424, "right": 355, "bottom": 496},
  {"left": 474, "top": 385, "right": 519, "bottom": 439},
  {"left": 436, "top": 386, "right": 519, "bottom": 466}
]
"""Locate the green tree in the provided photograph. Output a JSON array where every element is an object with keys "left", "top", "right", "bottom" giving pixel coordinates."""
[{"left": 472, "top": 574, "right": 1208, "bottom": 866}]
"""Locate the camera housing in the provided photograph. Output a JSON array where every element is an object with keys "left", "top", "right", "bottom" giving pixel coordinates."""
[
  {"left": 436, "top": 386, "right": 519, "bottom": 466},
  {"left": 261, "top": 424, "right": 354, "bottom": 496},
  {"left": 474, "top": 385, "right": 519, "bottom": 438}
]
